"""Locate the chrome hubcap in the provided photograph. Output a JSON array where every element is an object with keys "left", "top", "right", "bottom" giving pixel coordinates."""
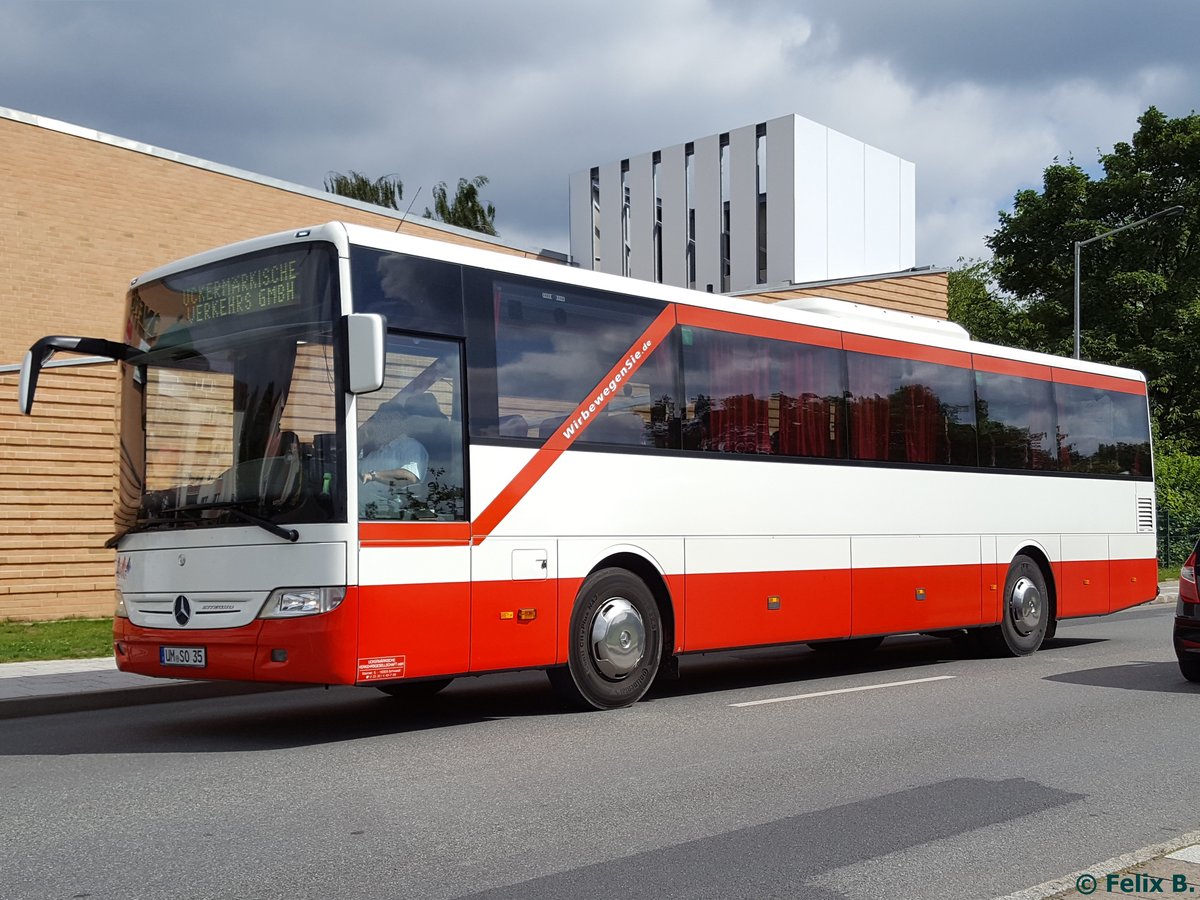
[
  {"left": 590, "top": 597, "right": 645, "bottom": 680},
  {"left": 1008, "top": 576, "right": 1043, "bottom": 636}
]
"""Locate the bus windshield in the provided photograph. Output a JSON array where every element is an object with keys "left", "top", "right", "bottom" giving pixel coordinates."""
[{"left": 114, "top": 241, "right": 345, "bottom": 536}]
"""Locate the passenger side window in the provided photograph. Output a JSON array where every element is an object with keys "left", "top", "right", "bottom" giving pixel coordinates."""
[
  {"left": 846, "top": 352, "right": 976, "bottom": 465},
  {"left": 774, "top": 342, "right": 846, "bottom": 459},
  {"left": 1056, "top": 384, "right": 1151, "bottom": 475},
  {"left": 681, "top": 327, "right": 773, "bottom": 455},
  {"left": 975, "top": 371, "right": 1057, "bottom": 471},
  {"left": 356, "top": 335, "right": 465, "bottom": 521},
  {"left": 467, "top": 273, "right": 671, "bottom": 446}
]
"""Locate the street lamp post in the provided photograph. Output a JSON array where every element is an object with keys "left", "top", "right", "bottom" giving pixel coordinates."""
[{"left": 1073, "top": 204, "right": 1184, "bottom": 359}]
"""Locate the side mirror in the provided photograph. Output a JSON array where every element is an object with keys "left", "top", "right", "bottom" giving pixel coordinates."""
[
  {"left": 17, "top": 349, "right": 39, "bottom": 416},
  {"left": 344, "top": 314, "right": 385, "bottom": 394},
  {"left": 17, "top": 335, "right": 135, "bottom": 414}
]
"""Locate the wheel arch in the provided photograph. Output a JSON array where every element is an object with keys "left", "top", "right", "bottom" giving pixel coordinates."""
[{"left": 587, "top": 549, "right": 677, "bottom": 660}]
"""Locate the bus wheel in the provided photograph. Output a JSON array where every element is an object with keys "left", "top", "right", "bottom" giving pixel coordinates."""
[
  {"left": 376, "top": 678, "right": 453, "bottom": 699},
  {"left": 982, "top": 554, "right": 1049, "bottom": 657},
  {"left": 548, "top": 568, "right": 662, "bottom": 711}
]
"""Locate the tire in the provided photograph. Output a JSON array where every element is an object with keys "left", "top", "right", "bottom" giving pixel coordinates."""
[
  {"left": 548, "top": 567, "right": 663, "bottom": 710},
  {"left": 1179, "top": 655, "right": 1200, "bottom": 683},
  {"left": 376, "top": 678, "right": 453, "bottom": 699},
  {"left": 807, "top": 636, "right": 884, "bottom": 656},
  {"left": 981, "top": 554, "right": 1050, "bottom": 657}
]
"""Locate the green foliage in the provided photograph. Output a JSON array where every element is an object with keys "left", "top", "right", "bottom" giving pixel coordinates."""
[
  {"left": 324, "top": 171, "right": 404, "bottom": 209},
  {"left": 1154, "top": 445, "right": 1200, "bottom": 565},
  {"left": 424, "top": 175, "right": 498, "bottom": 236},
  {"left": 980, "top": 106, "right": 1199, "bottom": 450},
  {"left": 947, "top": 258, "right": 1042, "bottom": 348},
  {"left": 0, "top": 617, "right": 113, "bottom": 663}
]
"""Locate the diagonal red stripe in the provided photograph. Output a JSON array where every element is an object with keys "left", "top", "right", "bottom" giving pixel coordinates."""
[{"left": 471, "top": 305, "right": 678, "bottom": 542}]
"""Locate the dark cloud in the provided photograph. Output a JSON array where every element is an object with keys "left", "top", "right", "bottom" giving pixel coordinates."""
[
  {"left": 757, "top": 0, "right": 1200, "bottom": 91},
  {"left": 1, "top": 0, "right": 1198, "bottom": 267}
]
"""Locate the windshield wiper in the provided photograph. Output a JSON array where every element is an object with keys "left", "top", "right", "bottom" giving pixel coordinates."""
[
  {"left": 105, "top": 502, "right": 300, "bottom": 548},
  {"left": 221, "top": 505, "right": 300, "bottom": 543}
]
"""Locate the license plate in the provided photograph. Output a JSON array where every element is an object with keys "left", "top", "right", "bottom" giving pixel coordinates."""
[{"left": 160, "top": 646, "right": 207, "bottom": 668}]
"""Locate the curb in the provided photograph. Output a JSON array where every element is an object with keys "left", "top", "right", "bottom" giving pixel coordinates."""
[
  {"left": 0, "top": 681, "right": 305, "bottom": 720},
  {"left": 995, "top": 829, "right": 1200, "bottom": 899}
]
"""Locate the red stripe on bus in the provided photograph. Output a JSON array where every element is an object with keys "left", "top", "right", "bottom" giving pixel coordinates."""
[
  {"left": 349, "top": 558, "right": 1156, "bottom": 672},
  {"left": 971, "top": 354, "right": 1053, "bottom": 381},
  {"left": 470, "top": 305, "right": 678, "bottom": 541},
  {"left": 359, "top": 522, "right": 471, "bottom": 544},
  {"left": 1051, "top": 367, "right": 1147, "bottom": 395},
  {"left": 675, "top": 305, "right": 842, "bottom": 349},
  {"left": 470, "top": 450, "right": 561, "bottom": 542},
  {"left": 842, "top": 332, "right": 973, "bottom": 369},
  {"left": 972, "top": 353, "right": 1145, "bottom": 394}
]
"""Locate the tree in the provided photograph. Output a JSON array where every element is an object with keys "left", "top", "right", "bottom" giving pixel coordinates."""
[
  {"left": 946, "top": 258, "right": 1041, "bottom": 348},
  {"left": 323, "top": 171, "right": 404, "bottom": 209},
  {"left": 424, "top": 175, "right": 498, "bottom": 236},
  {"left": 982, "top": 106, "right": 1199, "bottom": 448}
]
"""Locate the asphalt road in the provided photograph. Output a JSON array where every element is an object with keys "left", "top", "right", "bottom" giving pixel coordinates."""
[{"left": 0, "top": 605, "right": 1195, "bottom": 900}]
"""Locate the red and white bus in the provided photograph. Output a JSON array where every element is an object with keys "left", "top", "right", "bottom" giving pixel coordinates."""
[{"left": 18, "top": 222, "right": 1158, "bottom": 709}]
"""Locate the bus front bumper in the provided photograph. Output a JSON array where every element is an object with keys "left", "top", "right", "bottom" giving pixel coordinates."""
[{"left": 112, "top": 591, "right": 359, "bottom": 685}]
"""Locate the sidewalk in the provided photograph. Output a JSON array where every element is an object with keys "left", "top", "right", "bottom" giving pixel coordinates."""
[
  {"left": 999, "top": 831, "right": 1200, "bottom": 899},
  {"left": 0, "top": 655, "right": 295, "bottom": 719}
]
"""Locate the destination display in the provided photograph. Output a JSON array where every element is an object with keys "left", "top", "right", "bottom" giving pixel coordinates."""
[
  {"left": 180, "top": 258, "right": 299, "bottom": 323},
  {"left": 127, "top": 246, "right": 327, "bottom": 350}
]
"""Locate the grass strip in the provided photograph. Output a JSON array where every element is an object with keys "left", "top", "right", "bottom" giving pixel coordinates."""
[{"left": 0, "top": 618, "right": 113, "bottom": 664}]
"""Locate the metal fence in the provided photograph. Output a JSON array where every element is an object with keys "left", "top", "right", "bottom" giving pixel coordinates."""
[{"left": 1159, "top": 508, "right": 1200, "bottom": 568}]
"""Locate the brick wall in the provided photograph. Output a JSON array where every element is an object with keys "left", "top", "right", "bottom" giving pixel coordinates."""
[{"left": 0, "top": 113, "right": 539, "bottom": 620}]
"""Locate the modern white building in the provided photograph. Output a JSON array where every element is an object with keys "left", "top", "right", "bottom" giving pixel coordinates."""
[{"left": 569, "top": 113, "right": 916, "bottom": 294}]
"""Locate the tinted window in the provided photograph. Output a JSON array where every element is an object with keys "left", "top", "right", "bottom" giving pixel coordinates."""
[
  {"left": 1056, "top": 384, "right": 1151, "bottom": 475},
  {"left": 464, "top": 270, "right": 668, "bottom": 443},
  {"left": 574, "top": 329, "right": 678, "bottom": 449},
  {"left": 680, "top": 327, "right": 846, "bottom": 459},
  {"left": 847, "top": 353, "right": 976, "bottom": 465},
  {"left": 350, "top": 248, "right": 465, "bottom": 336},
  {"left": 681, "top": 327, "right": 773, "bottom": 455},
  {"left": 775, "top": 342, "right": 846, "bottom": 459},
  {"left": 975, "top": 371, "right": 1057, "bottom": 471}
]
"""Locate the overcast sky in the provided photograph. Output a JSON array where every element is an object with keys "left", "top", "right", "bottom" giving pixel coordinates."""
[{"left": 2, "top": 0, "right": 1197, "bottom": 270}]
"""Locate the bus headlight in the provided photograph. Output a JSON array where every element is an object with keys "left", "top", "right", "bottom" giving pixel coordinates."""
[
  {"left": 259, "top": 587, "right": 346, "bottom": 618},
  {"left": 115, "top": 591, "right": 129, "bottom": 619}
]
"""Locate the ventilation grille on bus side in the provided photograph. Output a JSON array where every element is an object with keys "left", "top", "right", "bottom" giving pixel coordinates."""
[{"left": 1137, "top": 498, "right": 1155, "bottom": 533}]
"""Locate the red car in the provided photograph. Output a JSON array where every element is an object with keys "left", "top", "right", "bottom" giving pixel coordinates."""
[{"left": 1175, "top": 542, "right": 1200, "bottom": 682}]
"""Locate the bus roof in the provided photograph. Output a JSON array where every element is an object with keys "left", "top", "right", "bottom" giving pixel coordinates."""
[{"left": 133, "top": 221, "right": 1148, "bottom": 388}]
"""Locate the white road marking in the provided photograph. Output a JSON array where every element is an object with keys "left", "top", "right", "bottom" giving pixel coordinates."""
[{"left": 730, "top": 674, "right": 956, "bottom": 708}]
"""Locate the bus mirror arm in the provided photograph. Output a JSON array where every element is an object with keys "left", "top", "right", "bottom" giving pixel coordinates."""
[{"left": 18, "top": 335, "right": 137, "bottom": 415}]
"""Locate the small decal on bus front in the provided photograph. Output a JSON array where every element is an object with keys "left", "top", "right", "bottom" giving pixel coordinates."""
[{"left": 357, "top": 655, "right": 407, "bottom": 681}]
